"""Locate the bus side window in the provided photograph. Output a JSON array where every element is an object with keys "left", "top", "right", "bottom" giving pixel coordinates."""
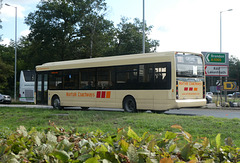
[
  {"left": 115, "top": 65, "right": 138, "bottom": 89},
  {"left": 97, "top": 68, "right": 109, "bottom": 90},
  {"left": 80, "top": 69, "right": 96, "bottom": 90},
  {"left": 139, "top": 64, "right": 154, "bottom": 89},
  {"left": 153, "top": 63, "right": 171, "bottom": 89},
  {"left": 49, "top": 71, "right": 63, "bottom": 90},
  {"left": 63, "top": 70, "right": 79, "bottom": 90}
]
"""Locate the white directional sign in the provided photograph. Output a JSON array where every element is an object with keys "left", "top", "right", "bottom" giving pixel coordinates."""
[{"left": 205, "top": 65, "right": 228, "bottom": 77}]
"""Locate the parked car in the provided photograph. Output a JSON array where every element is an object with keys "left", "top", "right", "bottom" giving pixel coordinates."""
[
  {"left": 0, "top": 93, "right": 12, "bottom": 104},
  {"left": 227, "top": 94, "right": 233, "bottom": 97},
  {"left": 206, "top": 95, "right": 212, "bottom": 104},
  {"left": 206, "top": 92, "right": 213, "bottom": 97},
  {"left": 233, "top": 92, "right": 240, "bottom": 98}
]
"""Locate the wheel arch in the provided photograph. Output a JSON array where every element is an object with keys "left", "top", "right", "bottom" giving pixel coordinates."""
[
  {"left": 51, "top": 94, "right": 60, "bottom": 106},
  {"left": 122, "top": 95, "right": 137, "bottom": 109}
]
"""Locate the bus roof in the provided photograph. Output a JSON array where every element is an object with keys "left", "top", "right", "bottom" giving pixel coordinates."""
[{"left": 36, "top": 51, "right": 200, "bottom": 71}]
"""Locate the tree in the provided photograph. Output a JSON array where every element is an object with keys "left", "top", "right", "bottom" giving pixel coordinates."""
[
  {"left": 25, "top": 0, "right": 110, "bottom": 65},
  {"left": 0, "top": 44, "right": 14, "bottom": 94},
  {"left": 229, "top": 56, "right": 240, "bottom": 85},
  {"left": 78, "top": 14, "right": 115, "bottom": 58},
  {"left": 113, "top": 17, "right": 159, "bottom": 55},
  {"left": 23, "top": 0, "right": 160, "bottom": 69}
]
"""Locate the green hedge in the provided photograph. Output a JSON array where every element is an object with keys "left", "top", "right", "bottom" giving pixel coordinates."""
[{"left": 0, "top": 121, "right": 239, "bottom": 162}]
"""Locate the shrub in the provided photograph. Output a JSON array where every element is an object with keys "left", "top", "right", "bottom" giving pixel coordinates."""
[{"left": 0, "top": 121, "right": 239, "bottom": 162}]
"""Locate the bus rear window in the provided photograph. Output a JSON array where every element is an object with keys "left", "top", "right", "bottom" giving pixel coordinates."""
[
  {"left": 23, "top": 70, "right": 35, "bottom": 82},
  {"left": 176, "top": 54, "right": 204, "bottom": 77}
]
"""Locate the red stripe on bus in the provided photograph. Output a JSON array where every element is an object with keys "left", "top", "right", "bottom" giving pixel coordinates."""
[
  {"left": 96, "top": 91, "right": 101, "bottom": 98},
  {"left": 101, "top": 91, "right": 106, "bottom": 98}
]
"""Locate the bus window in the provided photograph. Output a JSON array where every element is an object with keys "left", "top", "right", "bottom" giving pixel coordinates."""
[
  {"left": 63, "top": 70, "right": 79, "bottom": 90},
  {"left": 80, "top": 68, "right": 96, "bottom": 90},
  {"left": 138, "top": 64, "right": 153, "bottom": 89},
  {"left": 97, "top": 67, "right": 114, "bottom": 90},
  {"left": 49, "top": 71, "right": 63, "bottom": 90},
  {"left": 176, "top": 54, "right": 204, "bottom": 78},
  {"left": 116, "top": 65, "right": 138, "bottom": 89},
  {"left": 154, "top": 63, "right": 171, "bottom": 89}
]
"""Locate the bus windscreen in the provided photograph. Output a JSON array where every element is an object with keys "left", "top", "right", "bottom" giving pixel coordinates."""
[{"left": 176, "top": 54, "right": 204, "bottom": 78}]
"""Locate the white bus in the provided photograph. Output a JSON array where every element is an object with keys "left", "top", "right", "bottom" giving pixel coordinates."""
[
  {"left": 19, "top": 70, "right": 35, "bottom": 102},
  {"left": 35, "top": 51, "right": 206, "bottom": 112}
]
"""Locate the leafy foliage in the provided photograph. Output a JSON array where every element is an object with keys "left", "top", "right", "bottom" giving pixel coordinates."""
[
  {"left": 0, "top": 122, "right": 239, "bottom": 162},
  {"left": 25, "top": 0, "right": 109, "bottom": 63},
  {"left": 113, "top": 17, "right": 159, "bottom": 56}
]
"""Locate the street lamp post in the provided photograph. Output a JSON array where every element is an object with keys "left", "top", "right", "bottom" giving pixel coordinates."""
[
  {"left": 220, "top": 9, "right": 232, "bottom": 103},
  {"left": 220, "top": 9, "right": 232, "bottom": 52},
  {"left": 142, "top": 0, "right": 145, "bottom": 54},
  {"left": 5, "top": 3, "right": 17, "bottom": 101}
]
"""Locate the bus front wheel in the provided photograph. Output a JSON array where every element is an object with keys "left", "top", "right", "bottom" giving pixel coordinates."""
[
  {"left": 52, "top": 96, "right": 63, "bottom": 110},
  {"left": 123, "top": 96, "right": 137, "bottom": 113}
]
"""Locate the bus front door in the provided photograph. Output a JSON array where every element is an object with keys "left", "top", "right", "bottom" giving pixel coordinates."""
[{"left": 36, "top": 73, "right": 48, "bottom": 105}]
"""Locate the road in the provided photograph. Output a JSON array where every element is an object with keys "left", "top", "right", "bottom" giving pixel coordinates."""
[
  {"left": 164, "top": 108, "right": 240, "bottom": 119},
  {"left": 1, "top": 103, "right": 240, "bottom": 119}
]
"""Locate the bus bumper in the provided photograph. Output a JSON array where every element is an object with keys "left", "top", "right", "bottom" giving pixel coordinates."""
[{"left": 176, "top": 99, "right": 206, "bottom": 108}]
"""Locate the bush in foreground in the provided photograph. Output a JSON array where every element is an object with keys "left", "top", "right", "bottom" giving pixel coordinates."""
[{"left": 0, "top": 121, "right": 239, "bottom": 162}]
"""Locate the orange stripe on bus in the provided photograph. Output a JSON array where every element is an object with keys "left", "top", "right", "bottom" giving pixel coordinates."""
[{"left": 106, "top": 91, "right": 111, "bottom": 98}]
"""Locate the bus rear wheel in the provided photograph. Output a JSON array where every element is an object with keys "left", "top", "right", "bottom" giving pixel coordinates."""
[
  {"left": 52, "top": 96, "right": 63, "bottom": 110},
  {"left": 123, "top": 96, "right": 137, "bottom": 113}
]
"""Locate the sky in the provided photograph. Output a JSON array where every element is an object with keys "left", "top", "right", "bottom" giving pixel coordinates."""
[{"left": 1, "top": 0, "right": 240, "bottom": 59}]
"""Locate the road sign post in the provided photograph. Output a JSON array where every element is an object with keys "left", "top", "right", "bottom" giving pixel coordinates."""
[{"left": 202, "top": 52, "right": 229, "bottom": 104}]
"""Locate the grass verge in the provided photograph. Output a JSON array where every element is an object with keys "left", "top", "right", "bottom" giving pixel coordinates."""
[{"left": 0, "top": 107, "right": 240, "bottom": 146}]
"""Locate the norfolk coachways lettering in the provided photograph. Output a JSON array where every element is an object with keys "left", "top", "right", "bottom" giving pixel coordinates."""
[
  {"left": 66, "top": 92, "right": 95, "bottom": 97},
  {"left": 66, "top": 91, "right": 111, "bottom": 98}
]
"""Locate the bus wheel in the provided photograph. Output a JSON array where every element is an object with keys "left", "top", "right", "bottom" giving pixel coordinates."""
[
  {"left": 52, "top": 96, "right": 63, "bottom": 110},
  {"left": 81, "top": 107, "right": 89, "bottom": 110},
  {"left": 123, "top": 96, "right": 137, "bottom": 113}
]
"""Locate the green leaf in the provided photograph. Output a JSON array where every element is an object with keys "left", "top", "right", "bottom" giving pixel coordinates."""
[
  {"left": 148, "top": 140, "right": 156, "bottom": 152},
  {"left": 127, "top": 127, "right": 140, "bottom": 142},
  {"left": 96, "top": 144, "right": 108, "bottom": 153},
  {"left": 33, "top": 135, "right": 41, "bottom": 146},
  {"left": 46, "top": 132, "right": 57, "bottom": 145},
  {"left": 120, "top": 139, "right": 129, "bottom": 152},
  {"left": 16, "top": 126, "right": 28, "bottom": 137},
  {"left": 127, "top": 144, "right": 139, "bottom": 163},
  {"left": 225, "top": 137, "right": 233, "bottom": 147},
  {"left": 79, "top": 139, "right": 89, "bottom": 147},
  {"left": 216, "top": 134, "right": 221, "bottom": 151},
  {"left": 165, "top": 131, "right": 177, "bottom": 140},
  {"left": 0, "top": 145, "right": 6, "bottom": 157},
  {"left": 103, "top": 136, "right": 114, "bottom": 146},
  {"left": 52, "top": 149, "right": 70, "bottom": 162},
  {"left": 85, "top": 155, "right": 100, "bottom": 163},
  {"left": 169, "top": 143, "right": 177, "bottom": 153},
  {"left": 181, "top": 144, "right": 191, "bottom": 161},
  {"left": 202, "top": 137, "right": 209, "bottom": 148},
  {"left": 78, "top": 154, "right": 92, "bottom": 162}
]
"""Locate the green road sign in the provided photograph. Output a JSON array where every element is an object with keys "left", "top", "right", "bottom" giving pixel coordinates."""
[{"left": 206, "top": 53, "right": 225, "bottom": 63}]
